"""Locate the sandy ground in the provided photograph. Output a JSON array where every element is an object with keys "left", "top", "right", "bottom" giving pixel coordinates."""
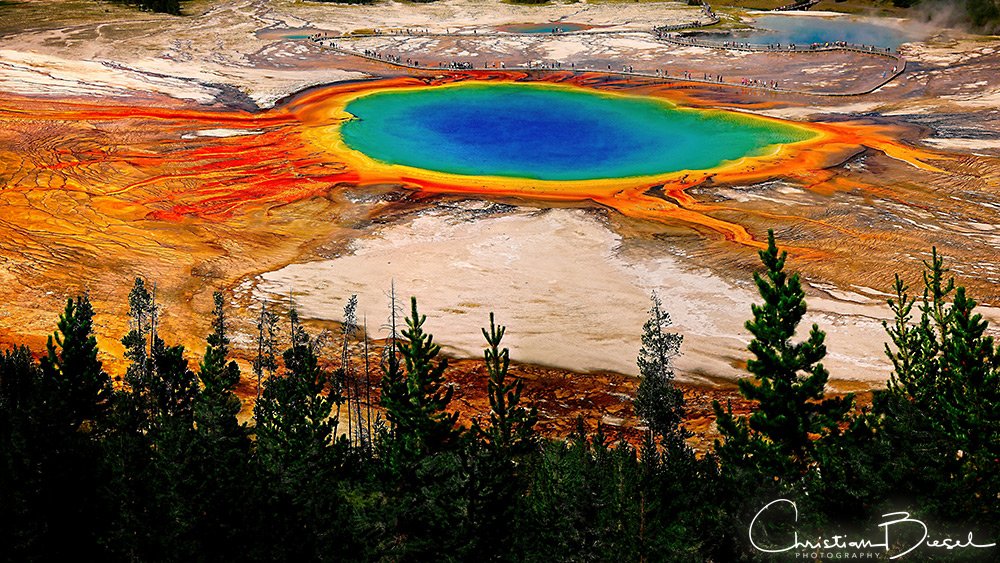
[
  {"left": 0, "top": 0, "right": 700, "bottom": 106},
  {"left": 249, "top": 204, "right": 1000, "bottom": 385}
]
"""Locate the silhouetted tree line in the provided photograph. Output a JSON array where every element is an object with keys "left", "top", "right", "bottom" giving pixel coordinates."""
[{"left": 1, "top": 231, "right": 997, "bottom": 561}]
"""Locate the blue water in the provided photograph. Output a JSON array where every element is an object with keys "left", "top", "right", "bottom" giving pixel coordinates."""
[
  {"left": 731, "top": 15, "right": 917, "bottom": 49},
  {"left": 256, "top": 27, "right": 316, "bottom": 40},
  {"left": 500, "top": 22, "right": 589, "bottom": 34},
  {"left": 339, "top": 83, "right": 814, "bottom": 181}
]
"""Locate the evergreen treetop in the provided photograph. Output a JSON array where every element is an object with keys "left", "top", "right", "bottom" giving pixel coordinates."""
[
  {"left": 40, "top": 294, "right": 110, "bottom": 432},
  {"left": 474, "top": 312, "right": 538, "bottom": 457},
  {"left": 715, "top": 230, "right": 852, "bottom": 474},
  {"left": 199, "top": 291, "right": 240, "bottom": 396},
  {"left": 381, "top": 297, "right": 461, "bottom": 456},
  {"left": 634, "top": 291, "right": 687, "bottom": 447},
  {"left": 881, "top": 248, "right": 1000, "bottom": 502}
]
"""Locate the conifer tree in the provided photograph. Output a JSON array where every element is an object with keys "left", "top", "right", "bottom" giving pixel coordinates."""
[
  {"left": 714, "top": 230, "right": 852, "bottom": 475},
  {"left": 115, "top": 279, "right": 198, "bottom": 428},
  {"left": 634, "top": 291, "right": 687, "bottom": 448},
  {"left": 106, "top": 278, "right": 202, "bottom": 559},
  {"left": 254, "top": 308, "right": 341, "bottom": 473},
  {"left": 191, "top": 292, "right": 250, "bottom": 556},
  {"left": 381, "top": 297, "right": 461, "bottom": 456},
  {"left": 149, "top": 340, "right": 200, "bottom": 422},
  {"left": 198, "top": 292, "right": 241, "bottom": 411},
  {"left": 937, "top": 286, "right": 1000, "bottom": 456},
  {"left": 469, "top": 313, "right": 538, "bottom": 558},
  {"left": 2, "top": 296, "right": 113, "bottom": 560},
  {"left": 104, "top": 279, "right": 157, "bottom": 557},
  {"left": 195, "top": 292, "right": 244, "bottom": 443},
  {"left": 474, "top": 312, "right": 538, "bottom": 456},
  {"left": 0, "top": 345, "right": 43, "bottom": 557},
  {"left": 378, "top": 297, "right": 467, "bottom": 560},
  {"left": 877, "top": 249, "right": 1000, "bottom": 523},
  {"left": 40, "top": 294, "right": 111, "bottom": 432},
  {"left": 379, "top": 284, "right": 404, "bottom": 442},
  {"left": 0, "top": 345, "right": 37, "bottom": 414},
  {"left": 121, "top": 277, "right": 155, "bottom": 423},
  {"left": 625, "top": 296, "right": 716, "bottom": 561},
  {"left": 252, "top": 307, "right": 345, "bottom": 559},
  {"left": 362, "top": 317, "right": 374, "bottom": 454},
  {"left": 340, "top": 294, "right": 358, "bottom": 444},
  {"left": 884, "top": 248, "right": 1000, "bottom": 449}
]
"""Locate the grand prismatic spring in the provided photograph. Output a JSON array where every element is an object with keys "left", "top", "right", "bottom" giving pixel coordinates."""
[
  {"left": 1, "top": 0, "right": 1000, "bottom": 414},
  {"left": 337, "top": 82, "right": 815, "bottom": 181}
]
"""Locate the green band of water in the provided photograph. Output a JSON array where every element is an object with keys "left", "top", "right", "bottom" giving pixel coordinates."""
[{"left": 340, "top": 83, "right": 815, "bottom": 182}]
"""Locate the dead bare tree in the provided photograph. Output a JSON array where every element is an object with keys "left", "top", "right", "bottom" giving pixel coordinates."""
[
  {"left": 363, "top": 316, "right": 374, "bottom": 454},
  {"left": 340, "top": 295, "right": 358, "bottom": 444},
  {"left": 252, "top": 299, "right": 279, "bottom": 401}
]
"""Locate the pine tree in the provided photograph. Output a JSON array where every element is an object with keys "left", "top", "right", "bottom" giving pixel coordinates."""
[
  {"left": 104, "top": 279, "right": 157, "bottom": 558},
  {"left": 714, "top": 230, "right": 852, "bottom": 475},
  {"left": 634, "top": 291, "right": 687, "bottom": 448},
  {"left": 1, "top": 295, "right": 113, "bottom": 560},
  {"left": 340, "top": 294, "right": 358, "bottom": 444},
  {"left": 115, "top": 278, "right": 199, "bottom": 429},
  {"left": 381, "top": 297, "right": 461, "bottom": 456},
  {"left": 628, "top": 294, "right": 713, "bottom": 561},
  {"left": 378, "top": 297, "right": 468, "bottom": 560},
  {"left": 0, "top": 345, "right": 42, "bottom": 557},
  {"left": 363, "top": 316, "right": 374, "bottom": 454},
  {"left": 146, "top": 337, "right": 201, "bottom": 558},
  {"left": 195, "top": 292, "right": 244, "bottom": 444},
  {"left": 198, "top": 292, "right": 241, "bottom": 411},
  {"left": 149, "top": 340, "right": 200, "bottom": 422},
  {"left": 39, "top": 294, "right": 111, "bottom": 432},
  {"left": 378, "top": 284, "right": 404, "bottom": 444},
  {"left": 877, "top": 249, "right": 1000, "bottom": 524},
  {"left": 469, "top": 313, "right": 538, "bottom": 559},
  {"left": 191, "top": 291, "right": 250, "bottom": 557},
  {"left": 121, "top": 277, "right": 155, "bottom": 425},
  {"left": 884, "top": 249, "right": 1000, "bottom": 451},
  {"left": 105, "top": 278, "right": 202, "bottom": 559},
  {"left": 0, "top": 345, "right": 37, "bottom": 413},
  {"left": 255, "top": 308, "right": 341, "bottom": 474},
  {"left": 252, "top": 307, "right": 345, "bottom": 559},
  {"left": 937, "top": 286, "right": 1000, "bottom": 457},
  {"left": 474, "top": 312, "right": 538, "bottom": 457}
]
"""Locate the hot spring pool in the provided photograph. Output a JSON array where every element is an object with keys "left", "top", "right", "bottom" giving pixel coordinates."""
[
  {"left": 727, "top": 15, "right": 917, "bottom": 49},
  {"left": 498, "top": 22, "right": 590, "bottom": 33},
  {"left": 337, "top": 83, "right": 815, "bottom": 182}
]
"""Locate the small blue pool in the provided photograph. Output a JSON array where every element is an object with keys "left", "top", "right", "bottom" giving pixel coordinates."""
[
  {"left": 498, "top": 22, "right": 591, "bottom": 34},
  {"left": 725, "top": 15, "right": 919, "bottom": 50}
]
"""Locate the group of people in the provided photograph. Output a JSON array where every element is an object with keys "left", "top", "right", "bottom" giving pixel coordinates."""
[
  {"left": 362, "top": 49, "right": 406, "bottom": 65},
  {"left": 660, "top": 31, "right": 898, "bottom": 60},
  {"left": 740, "top": 77, "right": 781, "bottom": 90},
  {"left": 439, "top": 60, "right": 475, "bottom": 70},
  {"left": 311, "top": 40, "right": 422, "bottom": 68},
  {"left": 381, "top": 28, "right": 432, "bottom": 35},
  {"left": 306, "top": 25, "right": 899, "bottom": 96}
]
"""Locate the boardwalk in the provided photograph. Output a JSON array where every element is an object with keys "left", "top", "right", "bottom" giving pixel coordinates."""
[{"left": 307, "top": 8, "right": 906, "bottom": 98}]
